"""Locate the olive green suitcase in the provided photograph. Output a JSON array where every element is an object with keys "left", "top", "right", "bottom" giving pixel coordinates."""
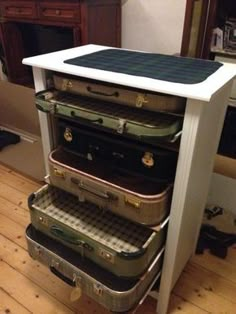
[
  {"left": 53, "top": 73, "right": 186, "bottom": 113},
  {"left": 28, "top": 184, "right": 168, "bottom": 278},
  {"left": 35, "top": 89, "right": 182, "bottom": 143}
]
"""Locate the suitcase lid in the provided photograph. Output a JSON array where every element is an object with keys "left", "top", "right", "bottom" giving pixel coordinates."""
[{"left": 31, "top": 185, "right": 157, "bottom": 255}]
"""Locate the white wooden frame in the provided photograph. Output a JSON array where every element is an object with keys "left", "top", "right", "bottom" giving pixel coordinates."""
[{"left": 23, "top": 45, "right": 236, "bottom": 314}]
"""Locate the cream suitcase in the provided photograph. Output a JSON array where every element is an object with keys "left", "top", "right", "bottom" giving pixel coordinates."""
[
  {"left": 53, "top": 73, "right": 186, "bottom": 113},
  {"left": 48, "top": 147, "right": 172, "bottom": 226}
]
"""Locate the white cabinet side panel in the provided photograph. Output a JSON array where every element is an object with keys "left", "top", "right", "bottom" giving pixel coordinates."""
[
  {"left": 32, "top": 67, "right": 53, "bottom": 176},
  {"left": 157, "top": 82, "right": 232, "bottom": 314}
]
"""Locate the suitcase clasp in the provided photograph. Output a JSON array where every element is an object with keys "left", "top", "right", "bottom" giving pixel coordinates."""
[
  {"left": 125, "top": 197, "right": 140, "bottom": 209},
  {"left": 117, "top": 119, "right": 126, "bottom": 134},
  {"left": 64, "top": 128, "right": 73, "bottom": 142},
  {"left": 136, "top": 94, "right": 148, "bottom": 108},
  {"left": 62, "top": 79, "right": 73, "bottom": 91},
  {"left": 53, "top": 168, "right": 65, "bottom": 178},
  {"left": 98, "top": 248, "right": 115, "bottom": 264},
  {"left": 93, "top": 283, "right": 103, "bottom": 296},
  {"left": 142, "top": 152, "right": 155, "bottom": 168}
]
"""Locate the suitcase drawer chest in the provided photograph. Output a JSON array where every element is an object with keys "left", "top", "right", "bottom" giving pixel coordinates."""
[{"left": 23, "top": 45, "right": 236, "bottom": 313}]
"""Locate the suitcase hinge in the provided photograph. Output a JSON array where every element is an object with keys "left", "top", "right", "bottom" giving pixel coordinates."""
[
  {"left": 136, "top": 94, "right": 149, "bottom": 108},
  {"left": 117, "top": 119, "right": 127, "bottom": 134}
]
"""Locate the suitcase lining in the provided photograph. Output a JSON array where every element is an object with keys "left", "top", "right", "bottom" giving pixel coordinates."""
[
  {"left": 36, "top": 89, "right": 181, "bottom": 129},
  {"left": 32, "top": 185, "right": 155, "bottom": 253}
]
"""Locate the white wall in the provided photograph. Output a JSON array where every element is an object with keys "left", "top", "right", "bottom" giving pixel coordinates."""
[{"left": 121, "top": 0, "right": 187, "bottom": 54}]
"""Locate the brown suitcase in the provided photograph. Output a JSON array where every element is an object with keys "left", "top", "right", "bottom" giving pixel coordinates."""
[{"left": 53, "top": 73, "right": 186, "bottom": 113}]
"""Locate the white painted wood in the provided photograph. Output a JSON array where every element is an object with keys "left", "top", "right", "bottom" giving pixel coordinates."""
[
  {"left": 23, "top": 45, "right": 236, "bottom": 101},
  {"left": 157, "top": 82, "right": 232, "bottom": 314},
  {"left": 32, "top": 67, "right": 53, "bottom": 175},
  {"left": 23, "top": 45, "right": 236, "bottom": 314}
]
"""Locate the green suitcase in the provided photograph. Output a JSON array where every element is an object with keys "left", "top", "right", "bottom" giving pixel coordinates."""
[
  {"left": 28, "top": 184, "right": 168, "bottom": 278},
  {"left": 35, "top": 89, "right": 182, "bottom": 144}
]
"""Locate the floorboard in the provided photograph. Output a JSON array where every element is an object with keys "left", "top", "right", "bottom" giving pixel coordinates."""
[{"left": 0, "top": 162, "right": 235, "bottom": 314}]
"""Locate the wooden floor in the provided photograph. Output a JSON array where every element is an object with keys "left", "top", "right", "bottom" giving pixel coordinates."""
[{"left": 0, "top": 162, "right": 236, "bottom": 314}]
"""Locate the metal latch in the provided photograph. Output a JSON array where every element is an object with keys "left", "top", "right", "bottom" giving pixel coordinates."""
[
  {"left": 136, "top": 94, "right": 149, "bottom": 108},
  {"left": 117, "top": 119, "right": 127, "bottom": 134},
  {"left": 62, "top": 79, "right": 73, "bottom": 91},
  {"left": 38, "top": 216, "right": 48, "bottom": 226},
  {"left": 53, "top": 168, "right": 65, "bottom": 178},
  {"left": 98, "top": 248, "right": 115, "bottom": 264},
  {"left": 93, "top": 283, "right": 103, "bottom": 296}
]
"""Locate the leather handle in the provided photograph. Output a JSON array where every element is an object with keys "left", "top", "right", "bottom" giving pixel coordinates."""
[
  {"left": 50, "top": 266, "right": 76, "bottom": 287},
  {"left": 50, "top": 225, "right": 82, "bottom": 245},
  {"left": 71, "top": 177, "right": 118, "bottom": 201},
  {"left": 87, "top": 86, "right": 119, "bottom": 98}
]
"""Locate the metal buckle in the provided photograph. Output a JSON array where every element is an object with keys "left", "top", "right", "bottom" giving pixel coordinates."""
[{"left": 117, "top": 119, "right": 126, "bottom": 134}]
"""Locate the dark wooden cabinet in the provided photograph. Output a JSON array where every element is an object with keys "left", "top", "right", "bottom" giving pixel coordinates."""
[{"left": 0, "top": 0, "right": 121, "bottom": 85}]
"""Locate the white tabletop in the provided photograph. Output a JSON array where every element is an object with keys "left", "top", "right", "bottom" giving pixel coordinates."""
[{"left": 23, "top": 44, "right": 236, "bottom": 101}]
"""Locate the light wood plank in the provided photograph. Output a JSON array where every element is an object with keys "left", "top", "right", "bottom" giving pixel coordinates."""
[
  {"left": 182, "top": 262, "right": 236, "bottom": 304},
  {"left": 0, "top": 166, "right": 41, "bottom": 195},
  {"left": 192, "top": 251, "right": 236, "bottom": 284},
  {"left": 0, "top": 287, "right": 31, "bottom": 314},
  {"left": 0, "top": 196, "right": 30, "bottom": 227},
  {"left": 0, "top": 182, "right": 29, "bottom": 209},
  {"left": 168, "top": 294, "right": 209, "bottom": 314},
  {"left": 173, "top": 268, "right": 236, "bottom": 313},
  {"left": 0, "top": 233, "right": 78, "bottom": 312},
  {"left": 0, "top": 212, "right": 27, "bottom": 249},
  {"left": 0, "top": 260, "right": 73, "bottom": 314}
]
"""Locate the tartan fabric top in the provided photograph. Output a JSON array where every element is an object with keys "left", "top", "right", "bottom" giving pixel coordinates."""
[
  {"left": 64, "top": 49, "right": 223, "bottom": 85},
  {"left": 33, "top": 185, "right": 154, "bottom": 254}
]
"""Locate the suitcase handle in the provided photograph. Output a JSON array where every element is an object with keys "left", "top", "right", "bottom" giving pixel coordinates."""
[
  {"left": 87, "top": 86, "right": 119, "bottom": 98},
  {"left": 71, "top": 177, "right": 118, "bottom": 201},
  {"left": 70, "top": 111, "right": 103, "bottom": 124},
  {"left": 50, "top": 225, "right": 93, "bottom": 252},
  {"left": 50, "top": 266, "right": 76, "bottom": 287}
]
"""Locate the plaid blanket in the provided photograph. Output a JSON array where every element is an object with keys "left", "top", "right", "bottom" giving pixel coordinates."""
[{"left": 64, "top": 49, "right": 222, "bottom": 84}]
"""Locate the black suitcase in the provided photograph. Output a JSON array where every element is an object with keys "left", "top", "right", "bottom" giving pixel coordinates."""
[{"left": 57, "top": 119, "right": 178, "bottom": 182}]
